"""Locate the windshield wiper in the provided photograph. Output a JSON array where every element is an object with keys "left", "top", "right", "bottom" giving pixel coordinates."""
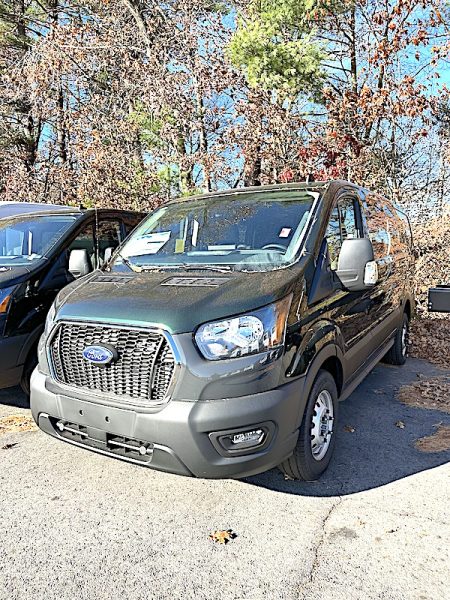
[
  {"left": 182, "top": 264, "right": 232, "bottom": 273},
  {"left": 110, "top": 250, "right": 142, "bottom": 273},
  {"left": 138, "top": 263, "right": 232, "bottom": 273}
]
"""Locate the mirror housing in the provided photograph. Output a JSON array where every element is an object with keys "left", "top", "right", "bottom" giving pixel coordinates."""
[
  {"left": 336, "top": 238, "right": 377, "bottom": 292},
  {"left": 69, "top": 249, "right": 92, "bottom": 278},
  {"left": 39, "top": 250, "right": 72, "bottom": 291}
]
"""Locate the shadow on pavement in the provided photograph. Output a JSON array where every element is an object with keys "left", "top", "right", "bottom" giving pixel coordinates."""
[
  {"left": 0, "top": 385, "right": 29, "bottom": 410},
  {"left": 246, "top": 358, "right": 450, "bottom": 497}
]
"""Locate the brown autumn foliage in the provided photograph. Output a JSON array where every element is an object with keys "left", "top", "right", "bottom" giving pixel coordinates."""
[
  {"left": 407, "top": 211, "right": 450, "bottom": 368},
  {"left": 398, "top": 376, "right": 450, "bottom": 413},
  {"left": 415, "top": 425, "right": 450, "bottom": 453},
  {"left": 0, "top": 0, "right": 448, "bottom": 206},
  {"left": 0, "top": 415, "right": 38, "bottom": 435}
]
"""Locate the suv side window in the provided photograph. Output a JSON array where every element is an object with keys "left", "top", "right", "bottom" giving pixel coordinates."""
[
  {"left": 326, "top": 196, "right": 360, "bottom": 270},
  {"left": 68, "top": 223, "right": 95, "bottom": 271},
  {"left": 96, "top": 220, "right": 122, "bottom": 264}
]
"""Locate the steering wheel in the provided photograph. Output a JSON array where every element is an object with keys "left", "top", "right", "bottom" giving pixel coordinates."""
[{"left": 261, "top": 243, "right": 287, "bottom": 252}]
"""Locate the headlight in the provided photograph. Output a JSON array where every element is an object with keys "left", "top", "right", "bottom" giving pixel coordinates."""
[
  {"left": 0, "top": 285, "right": 15, "bottom": 314},
  {"left": 43, "top": 301, "right": 57, "bottom": 338},
  {"left": 38, "top": 301, "right": 58, "bottom": 376},
  {"left": 195, "top": 295, "right": 292, "bottom": 360}
]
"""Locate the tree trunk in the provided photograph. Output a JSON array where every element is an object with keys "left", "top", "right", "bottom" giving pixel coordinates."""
[
  {"left": 176, "top": 134, "right": 194, "bottom": 193},
  {"left": 196, "top": 91, "right": 211, "bottom": 192},
  {"left": 244, "top": 147, "right": 262, "bottom": 187}
]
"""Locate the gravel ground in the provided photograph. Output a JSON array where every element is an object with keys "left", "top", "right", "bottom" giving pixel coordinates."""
[{"left": 0, "top": 358, "right": 449, "bottom": 600}]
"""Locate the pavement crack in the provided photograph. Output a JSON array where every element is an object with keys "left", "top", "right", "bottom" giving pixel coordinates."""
[{"left": 297, "top": 496, "right": 343, "bottom": 599}]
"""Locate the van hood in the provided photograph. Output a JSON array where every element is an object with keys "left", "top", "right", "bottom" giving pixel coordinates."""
[
  {"left": 55, "top": 267, "right": 304, "bottom": 334},
  {"left": 0, "top": 265, "right": 33, "bottom": 287}
]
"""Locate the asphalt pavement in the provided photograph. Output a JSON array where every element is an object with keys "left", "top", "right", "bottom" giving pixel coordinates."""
[{"left": 0, "top": 358, "right": 449, "bottom": 600}]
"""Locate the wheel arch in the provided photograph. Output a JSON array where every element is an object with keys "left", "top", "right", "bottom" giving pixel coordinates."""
[
  {"left": 17, "top": 324, "right": 44, "bottom": 367},
  {"left": 292, "top": 343, "right": 344, "bottom": 430},
  {"left": 404, "top": 299, "right": 412, "bottom": 320}
]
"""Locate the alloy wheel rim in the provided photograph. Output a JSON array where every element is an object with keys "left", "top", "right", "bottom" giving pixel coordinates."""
[
  {"left": 310, "top": 390, "right": 334, "bottom": 461},
  {"left": 401, "top": 322, "right": 408, "bottom": 357}
]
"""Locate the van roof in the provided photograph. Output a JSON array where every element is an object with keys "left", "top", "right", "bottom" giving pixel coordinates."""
[
  {"left": 0, "top": 202, "right": 81, "bottom": 219},
  {"left": 167, "top": 180, "right": 357, "bottom": 204}
]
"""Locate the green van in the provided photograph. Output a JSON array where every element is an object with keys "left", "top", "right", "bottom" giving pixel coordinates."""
[{"left": 30, "top": 181, "right": 414, "bottom": 480}]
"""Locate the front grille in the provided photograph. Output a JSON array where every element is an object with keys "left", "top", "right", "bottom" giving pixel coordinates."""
[{"left": 49, "top": 322, "right": 176, "bottom": 404}]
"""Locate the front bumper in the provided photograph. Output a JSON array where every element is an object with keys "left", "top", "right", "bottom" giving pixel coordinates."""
[{"left": 30, "top": 368, "right": 306, "bottom": 479}]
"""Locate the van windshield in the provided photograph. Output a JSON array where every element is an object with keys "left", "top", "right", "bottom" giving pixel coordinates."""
[
  {"left": 113, "top": 190, "right": 318, "bottom": 272},
  {"left": 0, "top": 214, "right": 77, "bottom": 266}
]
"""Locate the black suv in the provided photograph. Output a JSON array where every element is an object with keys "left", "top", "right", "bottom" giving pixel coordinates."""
[
  {"left": 0, "top": 203, "right": 145, "bottom": 393},
  {"left": 31, "top": 181, "right": 414, "bottom": 479}
]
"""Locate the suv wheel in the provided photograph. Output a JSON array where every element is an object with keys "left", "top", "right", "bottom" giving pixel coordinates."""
[
  {"left": 279, "top": 370, "right": 338, "bottom": 481},
  {"left": 383, "top": 313, "right": 409, "bottom": 366}
]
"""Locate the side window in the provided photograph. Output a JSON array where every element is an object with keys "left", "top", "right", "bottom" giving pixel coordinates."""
[
  {"left": 68, "top": 223, "right": 95, "bottom": 278},
  {"left": 364, "top": 194, "right": 391, "bottom": 260},
  {"left": 395, "top": 208, "right": 413, "bottom": 250},
  {"left": 326, "top": 196, "right": 360, "bottom": 270},
  {"left": 96, "top": 220, "right": 122, "bottom": 265},
  {"left": 69, "top": 224, "right": 95, "bottom": 258},
  {"left": 124, "top": 216, "right": 145, "bottom": 236}
]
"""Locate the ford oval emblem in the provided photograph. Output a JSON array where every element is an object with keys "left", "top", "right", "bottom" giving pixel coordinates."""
[{"left": 82, "top": 344, "right": 116, "bottom": 365}]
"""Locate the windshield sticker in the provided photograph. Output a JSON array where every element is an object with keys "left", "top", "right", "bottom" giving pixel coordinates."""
[
  {"left": 124, "top": 231, "right": 170, "bottom": 256},
  {"left": 279, "top": 228, "right": 292, "bottom": 238},
  {"left": 192, "top": 220, "right": 199, "bottom": 246},
  {"left": 175, "top": 239, "right": 185, "bottom": 253}
]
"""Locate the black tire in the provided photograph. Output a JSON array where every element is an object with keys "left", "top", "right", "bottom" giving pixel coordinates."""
[
  {"left": 383, "top": 313, "right": 409, "bottom": 366},
  {"left": 20, "top": 351, "right": 38, "bottom": 396},
  {"left": 279, "top": 370, "right": 338, "bottom": 481}
]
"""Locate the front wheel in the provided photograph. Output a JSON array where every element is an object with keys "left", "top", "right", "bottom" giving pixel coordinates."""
[
  {"left": 279, "top": 370, "right": 338, "bottom": 481},
  {"left": 383, "top": 313, "right": 409, "bottom": 366}
]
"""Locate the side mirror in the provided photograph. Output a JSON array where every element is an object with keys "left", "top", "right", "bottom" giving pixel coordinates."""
[
  {"left": 39, "top": 250, "right": 72, "bottom": 291},
  {"left": 428, "top": 285, "right": 450, "bottom": 313},
  {"left": 69, "top": 249, "right": 92, "bottom": 278},
  {"left": 336, "top": 238, "right": 378, "bottom": 292}
]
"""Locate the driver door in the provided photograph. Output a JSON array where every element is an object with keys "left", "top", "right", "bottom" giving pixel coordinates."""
[{"left": 326, "top": 191, "right": 379, "bottom": 375}]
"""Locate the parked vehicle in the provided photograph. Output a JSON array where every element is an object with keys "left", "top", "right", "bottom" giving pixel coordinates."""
[
  {"left": 0, "top": 202, "right": 145, "bottom": 394},
  {"left": 31, "top": 181, "right": 414, "bottom": 480}
]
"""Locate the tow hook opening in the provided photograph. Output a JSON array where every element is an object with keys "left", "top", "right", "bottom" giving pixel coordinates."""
[{"left": 52, "top": 418, "right": 154, "bottom": 463}]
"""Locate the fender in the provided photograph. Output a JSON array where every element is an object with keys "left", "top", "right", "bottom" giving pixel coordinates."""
[
  {"left": 285, "top": 319, "right": 345, "bottom": 431},
  {"left": 286, "top": 318, "right": 340, "bottom": 379},
  {"left": 288, "top": 343, "right": 342, "bottom": 432}
]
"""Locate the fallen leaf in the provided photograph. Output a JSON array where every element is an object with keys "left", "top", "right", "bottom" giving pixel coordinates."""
[
  {"left": 1, "top": 442, "right": 18, "bottom": 450},
  {"left": 395, "top": 420, "right": 405, "bottom": 429},
  {"left": 209, "top": 529, "right": 237, "bottom": 544},
  {"left": 344, "top": 425, "right": 355, "bottom": 433},
  {"left": 0, "top": 415, "right": 38, "bottom": 435}
]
